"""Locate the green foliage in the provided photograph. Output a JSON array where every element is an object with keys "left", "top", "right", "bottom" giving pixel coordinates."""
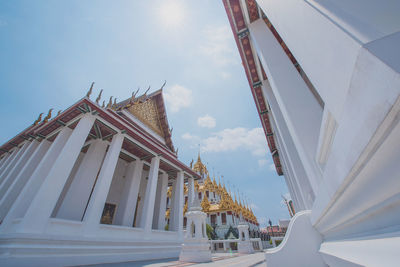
[
  {"left": 206, "top": 224, "right": 214, "bottom": 240},
  {"left": 224, "top": 225, "right": 239, "bottom": 239},
  {"left": 164, "top": 224, "right": 169, "bottom": 231},
  {"left": 275, "top": 239, "right": 282, "bottom": 246}
]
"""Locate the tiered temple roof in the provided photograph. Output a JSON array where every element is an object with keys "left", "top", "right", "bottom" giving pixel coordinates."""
[{"left": 192, "top": 154, "right": 259, "bottom": 225}]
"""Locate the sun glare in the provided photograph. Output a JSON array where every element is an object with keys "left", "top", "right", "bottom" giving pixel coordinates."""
[{"left": 158, "top": 0, "right": 185, "bottom": 28}]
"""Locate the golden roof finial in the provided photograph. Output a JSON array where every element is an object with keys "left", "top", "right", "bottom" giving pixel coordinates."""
[
  {"left": 113, "top": 98, "right": 117, "bottom": 107},
  {"left": 201, "top": 194, "right": 210, "bottom": 212},
  {"left": 86, "top": 82, "right": 94, "bottom": 98},
  {"left": 43, "top": 108, "right": 53, "bottom": 123},
  {"left": 96, "top": 89, "right": 103, "bottom": 104},
  {"left": 102, "top": 100, "right": 105, "bottom": 108},
  {"left": 33, "top": 113, "right": 44, "bottom": 126},
  {"left": 160, "top": 80, "right": 167, "bottom": 90},
  {"left": 107, "top": 96, "right": 113, "bottom": 108},
  {"left": 144, "top": 85, "right": 151, "bottom": 95},
  {"left": 131, "top": 88, "right": 140, "bottom": 103}
]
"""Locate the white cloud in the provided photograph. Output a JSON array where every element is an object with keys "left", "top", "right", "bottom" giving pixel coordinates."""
[
  {"left": 258, "top": 159, "right": 269, "bottom": 167},
  {"left": 182, "top": 132, "right": 200, "bottom": 141},
  {"left": 199, "top": 25, "right": 239, "bottom": 66},
  {"left": 163, "top": 84, "right": 193, "bottom": 113},
  {"left": 197, "top": 115, "right": 216, "bottom": 128},
  {"left": 201, "top": 127, "right": 268, "bottom": 157}
]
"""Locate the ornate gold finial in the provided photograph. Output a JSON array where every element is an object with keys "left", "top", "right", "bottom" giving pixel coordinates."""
[
  {"left": 86, "top": 82, "right": 94, "bottom": 98},
  {"left": 107, "top": 96, "right": 113, "bottom": 108},
  {"left": 102, "top": 100, "right": 105, "bottom": 108},
  {"left": 160, "top": 80, "right": 167, "bottom": 90},
  {"left": 33, "top": 113, "right": 44, "bottom": 125},
  {"left": 43, "top": 108, "right": 53, "bottom": 123},
  {"left": 201, "top": 194, "right": 210, "bottom": 212},
  {"left": 57, "top": 110, "right": 62, "bottom": 116},
  {"left": 131, "top": 88, "right": 140, "bottom": 103},
  {"left": 144, "top": 85, "right": 151, "bottom": 95},
  {"left": 190, "top": 159, "right": 193, "bottom": 169},
  {"left": 96, "top": 89, "right": 103, "bottom": 104},
  {"left": 113, "top": 98, "right": 117, "bottom": 108}
]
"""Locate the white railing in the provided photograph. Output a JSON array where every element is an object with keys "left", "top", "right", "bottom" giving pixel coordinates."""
[{"left": 209, "top": 238, "right": 264, "bottom": 252}]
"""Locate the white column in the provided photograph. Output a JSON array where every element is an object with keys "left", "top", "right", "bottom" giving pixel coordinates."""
[
  {"left": 153, "top": 172, "right": 168, "bottom": 230},
  {"left": 0, "top": 153, "right": 9, "bottom": 168},
  {"left": 0, "top": 128, "right": 72, "bottom": 234},
  {"left": 0, "top": 147, "right": 20, "bottom": 177},
  {"left": 170, "top": 171, "right": 184, "bottom": 236},
  {"left": 139, "top": 156, "right": 160, "bottom": 233},
  {"left": 82, "top": 133, "right": 124, "bottom": 232},
  {"left": 250, "top": 19, "right": 322, "bottom": 192},
  {"left": 0, "top": 140, "right": 50, "bottom": 222},
  {"left": 18, "top": 114, "right": 95, "bottom": 233},
  {"left": 188, "top": 177, "right": 194, "bottom": 208},
  {"left": 157, "top": 172, "right": 168, "bottom": 230},
  {"left": 56, "top": 139, "right": 108, "bottom": 221},
  {"left": 0, "top": 140, "right": 39, "bottom": 197},
  {"left": 115, "top": 159, "right": 143, "bottom": 227},
  {"left": 0, "top": 142, "right": 29, "bottom": 184}
]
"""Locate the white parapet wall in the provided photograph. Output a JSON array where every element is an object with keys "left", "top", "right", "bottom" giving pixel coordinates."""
[{"left": 265, "top": 211, "right": 326, "bottom": 267}]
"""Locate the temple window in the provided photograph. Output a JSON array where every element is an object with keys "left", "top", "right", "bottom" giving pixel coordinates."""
[
  {"left": 221, "top": 213, "right": 227, "bottom": 225},
  {"left": 198, "top": 192, "right": 202, "bottom": 199},
  {"left": 211, "top": 214, "right": 217, "bottom": 225},
  {"left": 206, "top": 191, "right": 209, "bottom": 198}
]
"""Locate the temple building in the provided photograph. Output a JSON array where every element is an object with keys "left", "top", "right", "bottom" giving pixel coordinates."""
[
  {"left": 0, "top": 85, "right": 200, "bottom": 266},
  {"left": 223, "top": 0, "right": 400, "bottom": 266},
  {"left": 178, "top": 154, "right": 260, "bottom": 240}
]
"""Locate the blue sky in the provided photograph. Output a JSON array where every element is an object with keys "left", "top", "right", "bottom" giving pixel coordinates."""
[{"left": 0, "top": 0, "right": 289, "bottom": 226}]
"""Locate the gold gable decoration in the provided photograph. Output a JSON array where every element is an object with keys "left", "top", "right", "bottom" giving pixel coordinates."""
[
  {"left": 127, "top": 98, "right": 164, "bottom": 137},
  {"left": 201, "top": 194, "right": 210, "bottom": 212}
]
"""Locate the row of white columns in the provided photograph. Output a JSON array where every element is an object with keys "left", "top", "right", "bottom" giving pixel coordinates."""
[{"left": 0, "top": 113, "right": 186, "bottom": 239}]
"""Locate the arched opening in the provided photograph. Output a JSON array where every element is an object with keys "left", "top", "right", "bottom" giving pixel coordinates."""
[{"left": 191, "top": 222, "right": 195, "bottom": 238}]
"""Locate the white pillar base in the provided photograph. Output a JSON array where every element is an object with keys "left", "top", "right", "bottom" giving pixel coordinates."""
[
  {"left": 179, "top": 238, "right": 212, "bottom": 263},
  {"left": 238, "top": 240, "right": 254, "bottom": 254},
  {"left": 265, "top": 210, "right": 326, "bottom": 267}
]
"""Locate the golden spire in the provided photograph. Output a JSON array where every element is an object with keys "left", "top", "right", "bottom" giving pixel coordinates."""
[
  {"left": 33, "top": 113, "right": 43, "bottom": 126},
  {"left": 201, "top": 194, "right": 210, "bottom": 212},
  {"left": 43, "top": 108, "right": 53, "bottom": 123},
  {"left": 86, "top": 82, "right": 94, "bottom": 98},
  {"left": 96, "top": 89, "right": 103, "bottom": 104}
]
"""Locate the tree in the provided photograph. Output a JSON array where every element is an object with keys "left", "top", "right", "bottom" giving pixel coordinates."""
[{"left": 206, "top": 224, "right": 216, "bottom": 240}]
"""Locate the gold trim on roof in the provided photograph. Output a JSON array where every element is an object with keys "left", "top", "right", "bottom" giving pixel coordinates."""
[{"left": 127, "top": 98, "right": 164, "bottom": 137}]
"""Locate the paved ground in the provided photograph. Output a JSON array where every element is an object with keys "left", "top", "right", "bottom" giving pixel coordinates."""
[{"left": 85, "top": 252, "right": 267, "bottom": 267}]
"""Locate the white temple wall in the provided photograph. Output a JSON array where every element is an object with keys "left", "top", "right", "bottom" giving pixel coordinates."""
[
  {"left": 249, "top": 19, "right": 323, "bottom": 197},
  {"left": 105, "top": 158, "right": 129, "bottom": 217},
  {"left": 55, "top": 139, "right": 110, "bottom": 221},
  {"left": 52, "top": 151, "right": 85, "bottom": 218}
]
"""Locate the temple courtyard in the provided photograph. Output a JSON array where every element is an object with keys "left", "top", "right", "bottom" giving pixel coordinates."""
[{"left": 86, "top": 252, "right": 266, "bottom": 267}]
